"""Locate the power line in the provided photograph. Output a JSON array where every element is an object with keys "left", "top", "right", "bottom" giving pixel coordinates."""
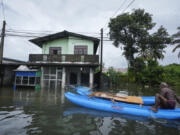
[
  {"left": 6, "top": 28, "right": 102, "bottom": 35},
  {"left": 121, "top": 0, "right": 135, "bottom": 13},
  {"left": 103, "top": 0, "right": 128, "bottom": 31},
  {"left": 103, "top": 0, "right": 135, "bottom": 32},
  {"left": 5, "top": 28, "right": 111, "bottom": 40},
  {"left": 111, "top": 0, "right": 128, "bottom": 18},
  {"left": 4, "top": 29, "right": 106, "bottom": 39},
  {"left": 6, "top": 30, "right": 50, "bottom": 35},
  {"left": 5, "top": 34, "right": 39, "bottom": 38},
  {"left": 5, "top": 33, "right": 114, "bottom": 43},
  {"left": 5, "top": 25, "right": 112, "bottom": 41},
  {"left": 7, "top": 28, "right": 109, "bottom": 34},
  {"left": 6, "top": 29, "right": 58, "bottom": 35},
  {"left": 5, "top": 32, "right": 100, "bottom": 38}
]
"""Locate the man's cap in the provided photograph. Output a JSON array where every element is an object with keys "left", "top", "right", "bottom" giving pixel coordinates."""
[{"left": 160, "top": 82, "right": 168, "bottom": 88}]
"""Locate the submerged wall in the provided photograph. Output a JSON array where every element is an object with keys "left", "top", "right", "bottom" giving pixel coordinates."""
[{"left": 2, "top": 66, "right": 17, "bottom": 86}]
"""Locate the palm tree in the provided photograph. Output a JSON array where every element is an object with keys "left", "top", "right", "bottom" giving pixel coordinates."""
[
  {"left": 141, "top": 26, "right": 170, "bottom": 61},
  {"left": 172, "top": 27, "right": 180, "bottom": 58}
]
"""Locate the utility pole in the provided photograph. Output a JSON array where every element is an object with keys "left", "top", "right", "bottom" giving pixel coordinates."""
[
  {"left": 0, "top": 20, "right": 6, "bottom": 87},
  {"left": 100, "top": 28, "right": 103, "bottom": 88},
  {"left": 0, "top": 20, "right": 6, "bottom": 64}
]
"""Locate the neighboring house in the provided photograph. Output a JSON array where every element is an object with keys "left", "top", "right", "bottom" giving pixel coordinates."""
[
  {"left": 0, "top": 57, "right": 26, "bottom": 86},
  {"left": 29, "top": 30, "right": 100, "bottom": 89},
  {"left": 2, "top": 57, "right": 26, "bottom": 64}
]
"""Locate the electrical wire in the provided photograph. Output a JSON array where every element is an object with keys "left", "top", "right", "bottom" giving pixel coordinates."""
[
  {"left": 5, "top": 29, "right": 110, "bottom": 40},
  {"left": 103, "top": 0, "right": 135, "bottom": 32},
  {"left": 6, "top": 28, "right": 102, "bottom": 35},
  {"left": 1, "top": 0, "right": 135, "bottom": 42},
  {"left": 2, "top": 0, "right": 127, "bottom": 42},
  {"left": 121, "top": 0, "right": 135, "bottom": 13},
  {"left": 5, "top": 33, "right": 113, "bottom": 42},
  {"left": 103, "top": 0, "right": 128, "bottom": 31}
]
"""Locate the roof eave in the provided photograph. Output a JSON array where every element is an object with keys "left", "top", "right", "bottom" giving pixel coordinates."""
[{"left": 29, "top": 30, "right": 100, "bottom": 49}]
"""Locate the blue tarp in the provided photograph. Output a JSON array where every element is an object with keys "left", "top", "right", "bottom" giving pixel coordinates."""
[{"left": 15, "top": 71, "right": 36, "bottom": 77}]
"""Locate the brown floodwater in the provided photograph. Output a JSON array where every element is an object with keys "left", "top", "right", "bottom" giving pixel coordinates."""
[{"left": 0, "top": 86, "right": 180, "bottom": 135}]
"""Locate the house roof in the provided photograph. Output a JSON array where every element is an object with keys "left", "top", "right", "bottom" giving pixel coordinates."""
[
  {"left": 3, "top": 57, "right": 26, "bottom": 64},
  {"left": 14, "top": 65, "right": 37, "bottom": 71},
  {"left": 29, "top": 30, "right": 100, "bottom": 54}
]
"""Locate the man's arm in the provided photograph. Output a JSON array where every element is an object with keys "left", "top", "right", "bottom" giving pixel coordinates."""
[
  {"left": 160, "top": 88, "right": 166, "bottom": 97},
  {"left": 175, "top": 95, "right": 180, "bottom": 104}
]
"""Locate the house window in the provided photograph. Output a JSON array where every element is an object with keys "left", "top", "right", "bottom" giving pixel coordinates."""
[
  {"left": 74, "top": 46, "right": 88, "bottom": 54},
  {"left": 49, "top": 47, "right": 61, "bottom": 55}
]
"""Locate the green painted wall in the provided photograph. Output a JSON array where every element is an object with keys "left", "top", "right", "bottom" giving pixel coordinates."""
[
  {"left": 42, "top": 38, "right": 68, "bottom": 54},
  {"left": 68, "top": 36, "right": 94, "bottom": 54},
  {"left": 42, "top": 36, "right": 94, "bottom": 54}
]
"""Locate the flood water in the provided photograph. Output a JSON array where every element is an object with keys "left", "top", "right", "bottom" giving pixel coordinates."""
[{"left": 0, "top": 86, "right": 180, "bottom": 135}]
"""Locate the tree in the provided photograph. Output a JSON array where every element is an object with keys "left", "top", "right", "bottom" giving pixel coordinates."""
[
  {"left": 132, "top": 57, "right": 146, "bottom": 83},
  {"left": 147, "top": 26, "right": 171, "bottom": 60},
  {"left": 172, "top": 26, "right": 180, "bottom": 58},
  {"left": 108, "top": 9, "right": 154, "bottom": 67},
  {"left": 108, "top": 9, "right": 171, "bottom": 67},
  {"left": 144, "top": 59, "right": 165, "bottom": 85}
]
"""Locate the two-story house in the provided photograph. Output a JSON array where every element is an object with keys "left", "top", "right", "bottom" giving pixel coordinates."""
[{"left": 29, "top": 30, "right": 100, "bottom": 89}]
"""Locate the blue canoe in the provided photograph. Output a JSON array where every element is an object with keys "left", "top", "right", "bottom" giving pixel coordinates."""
[
  {"left": 65, "top": 92, "right": 180, "bottom": 120},
  {"left": 74, "top": 86, "right": 155, "bottom": 105}
]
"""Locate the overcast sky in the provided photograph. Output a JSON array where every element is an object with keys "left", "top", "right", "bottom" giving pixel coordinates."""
[{"left": 1, "top": 0, "right": 180, "bottom": 68}]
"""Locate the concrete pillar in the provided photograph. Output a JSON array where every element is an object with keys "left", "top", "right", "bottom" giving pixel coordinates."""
[
  {"left": 66, "top": 70, "right": 70, "bottom": 85},
  {"left": 77, "top": 70, "right": 81, "bottom": 85},
  {"left": 61, "top": 88, "right": 65, "bottom": 104},
  {"left": 62, "top": 67, "right": 66, "bottom": 89},
  {"left": 40, "top": 67, "right": 44, "bottom": 89},
  {"left": 89, "top": 68, "right": 94, "bottom": 88}
]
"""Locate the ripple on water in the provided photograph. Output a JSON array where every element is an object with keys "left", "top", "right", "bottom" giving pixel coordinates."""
[{"left": 0, "top": 108, "right": 32, "bottom": 135}]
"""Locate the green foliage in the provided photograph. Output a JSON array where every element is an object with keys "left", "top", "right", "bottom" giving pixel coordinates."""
[
  {"left": 132, "top": 57, "right": 146, "bottom": 83},
  {"left": 105, "top": 63, "right": 180, "bottom": 89},
  {"left": 163, "top": 64, "right": 180, "bottom": 88},
  {"left": 108, "top": 9, "right": 153, "bottom": 67},
  {"left": 106, "top": 67, "right": 128, "bottom": 88},
  {"left": 172, "top": 26, "right": 180, "bottom": 58},
  {"left": 108, "top": 9, "right": 171, "bottom": 68},
  {"left": 129, "top": 58, "right": 165, "bottom": 85},
  {"left": 147, "top": 26, "right": 172, "bottom": 60},
  {"left": 107, "top": 8, "right": 175, "bottom": 88},
  {"left": 144, "top": 59, "right": 165, "bottom": 85}
]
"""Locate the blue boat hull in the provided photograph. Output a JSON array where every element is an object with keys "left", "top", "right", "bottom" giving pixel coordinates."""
[
  {"left": 65, "top": 92, "right": 180, "bottom": 120},
  {"left": 74, "top": 86, "right": 155, "bottom": 105}
]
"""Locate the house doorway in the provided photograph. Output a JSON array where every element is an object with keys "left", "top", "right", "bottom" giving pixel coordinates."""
[
  {"left": 70, "top": 72, "right": 77, "bottom": 84},
  {"left": 81, "top": 72, "right": 89, "bottom": 85}
]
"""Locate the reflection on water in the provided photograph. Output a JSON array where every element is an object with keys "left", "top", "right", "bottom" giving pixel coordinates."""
[
  {"left": 0, "top": 87, "right": 180, "bottom": 135},
  {"left": 0, "top": 109, "right": 32, "bottom": 135}
]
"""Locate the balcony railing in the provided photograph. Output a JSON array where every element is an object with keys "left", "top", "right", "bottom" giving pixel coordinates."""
[{"left": 29, "top": 54, "right": 99, "bottom": 64}]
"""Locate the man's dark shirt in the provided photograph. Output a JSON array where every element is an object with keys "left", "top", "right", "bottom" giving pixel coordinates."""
[{"left": 160, "top": 87, "right": 176, "bottom": 101}]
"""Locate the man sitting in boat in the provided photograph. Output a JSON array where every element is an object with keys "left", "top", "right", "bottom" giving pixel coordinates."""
[{"left": 151, "top": 82, "right": 180, "bottom": 112}]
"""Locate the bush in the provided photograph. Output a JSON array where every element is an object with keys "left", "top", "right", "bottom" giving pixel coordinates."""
[
  {"left": 104, "top": 62, "right": 180, "bottom": 89},
  {"left": 105, "top": 67, "right": 128, "bottom": 88},
  {"left": 129, "top": 58, "right": 165, "bottom": 86},
  {"left": 163, "top": 64, "right": 180, "bottom": 88}
]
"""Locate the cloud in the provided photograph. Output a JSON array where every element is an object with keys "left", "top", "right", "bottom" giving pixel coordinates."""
[
  {"left": 159, "top": 46, "right": 180, "bottom": 65},
  {"left": 103, "top": 42, "right": 128, "bottom": 68},
  {"left": 1, "top": 0, "right": 180, "bottom": 67}
]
